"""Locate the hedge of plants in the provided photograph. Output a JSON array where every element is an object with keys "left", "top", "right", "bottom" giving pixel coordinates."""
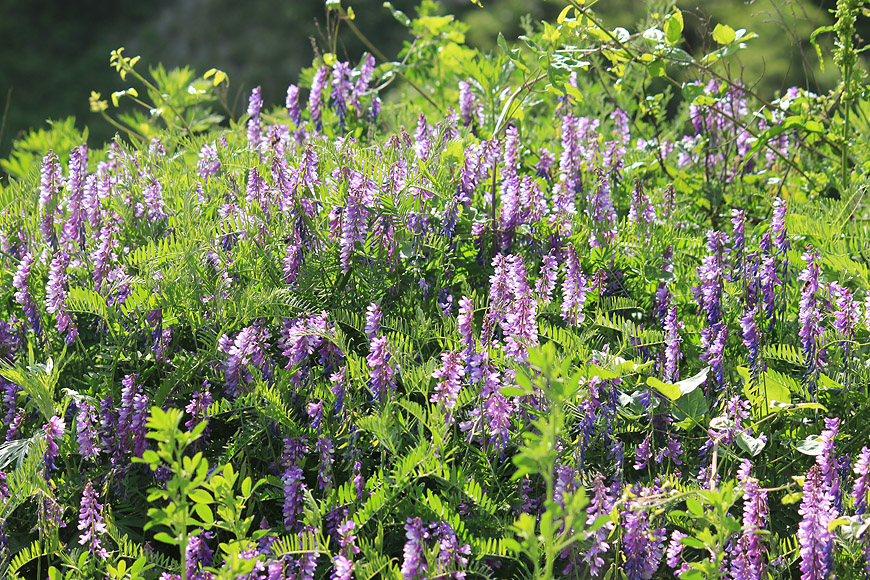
[{"left": 2, "top": 1, "right": 870, "bottom": 579}]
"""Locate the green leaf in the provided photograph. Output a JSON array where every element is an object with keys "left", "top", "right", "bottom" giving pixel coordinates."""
[
  {"left": 736, "top": 431, "right": 766, "bottom": 456},
  {"left": 647, "top": 376, "right": 680, "bottom": 400},
  {"left": 153, "top": 531, "right": 179, "bottom": 545},
  {"left": 500, "top": 386, "right": 527, "bottom": 398},
  {"left": 140, "top": 449, "right": 161, "bottom": 466},
  {"left": 680, "top": 536, "right": 707, "bottom": 550},
  {"left": 673, "top": 388, "right": 708, "bottom": 422},
  {"left": 188, "top": 489, "right": 214, "bottom": 504},
  {"left": 676, "top": 367, "right": 709, "bottom": 395},
  {"left": 712, "top": 24, "right": 736, "bottom": 45},
  {"left": 686, "top": 497, "right": 703, "bottom": 516},
  {"left": 796, "top": 435, "right": 825, "bottom": 456},
  {"left": 648, "top": 58, "right": 666, "bottom": 77},
  {"left": 664, "top": 10, "right": 683, "bottom": 44},
  {"left": 194, "top": 503, "right": 214, "bottom": 525}
]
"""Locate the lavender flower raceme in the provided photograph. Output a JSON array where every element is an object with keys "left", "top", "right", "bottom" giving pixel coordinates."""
[
  {"left": 143, "top": 179, "right": 167, "bottom": 221},
  {"left": 43, "top": 415, "right": 65, "bottom": 477},
  {"left": 317, "top": 436, "right": 334, "bottom": 492},
  {"left": 13, "top": 251, "right": 42, "bottom": 337},
  {"left": 622, "top": 486, "right": 666, "bottom": 580},
  {"left": 431, "top": 350, "right": 465, "bottom": 411},
  {"left": 817, "top": 417, "right": 843, "bottom": 511},
  {"left": 186, "top": 532, "right": 214, "bottom": 579},
  {"left": 771, "top": 197, "right": 790, "bottom": 256},
  {"left": 798, "top": 465, "right": 836, "bottom": 580},
  {"left": 39, "top": 150, "right": 63, "bottom": 244},
  {"left": 131, "top": 393, "right": 149, "bottom": 458},
  {"left": 247, "top": 86, "right": 263, "bottom": 149},
  {"left": 502, "top": 255, "right": 539, "bottom": 361},
  {"left": 662, "top": 291, "right": 682, "bottom": 383},
  {"left": 339, "top": 170, "right": 375, "bottom": 272},
  {"left": 332, "top": 521, "right": 360, "bottom": 580},
  {"left": 561, "top": 246, "right": 590, "bottom": 326},
  {"left": 730, "top": 460, "right": 768, "bottom": 580},
  {"left": 331, "top": 61, "right": 352, "bottom": 130},
  {"left": 367, "top": 335, "right": 395, "bottom": 403},
  {"left": 458, "top": 80, "right": 482, "bottom": 127},
  {"left": 741, "top": 305, "right": 761, "bottom": 385},
  {"left": 77, "top": 481, "right": 108, "bottom": 557},
  {"left": 76, "top": 400, "right": 101, "bottom": 460},
  {"left": 853, "top": 446, "right": 870, "bottom": 514},
  {"left": 431, "top": 521, "right": 471, "bottom": 580},
  {"left": 628, "top": 178, "right": 656, "bottom": 227},
  {"left": 197, "top": 141, "right": 221, "bottom": 180},
  {"left": 365, "top": 303, "right": 383, "bottom": 340},
  {"left": 282, "top": 464, "right": 305, "bottom": 530},
  {"left": 401, "top": 517, "right": 427, "bottom": 580},
  {"left": 184, "top": 387, "right": 214, "bottom": 432},
  {"left": 350, "top": 54, "right": 376, "bottom": 112},
  {"left": 798, "top": 247, "right": 824, "bottom": 390},
  {"left": 829, "top": 282, "right": 859, "bottom": 362},
  {"left": 218, "top": 321, "right": 271, "bottom": 396},
  {"left": 309, "top": 66, "right": 330, "bottom": 133},
  {"left": 286, "top": 84, "right": 302, "bottom": 127},
  {"left": 117, "top": 373, "right": 140, "bottom": 448},
  {"left": 585, "top": 474, "right": 614, "bottom": 576},
  {"left": 587, "top": 167, "right": 618, "bottom": 247},
  {"left": 61, "top": 144, "right": 88, "bottom": 247},
  {"left": 666, "top": 531, "right": 687, "bottom": 569},
  {"left": 535, "top": 252, "right": 558, "bottom": 306},
  {"left": 46, "top": 250, "right": 78, "bottom": 344}
]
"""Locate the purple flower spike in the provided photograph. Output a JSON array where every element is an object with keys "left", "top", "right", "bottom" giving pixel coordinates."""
[
  {"left": 351, "top": 54, "right": 376, "bottom": 112},
  {"left": 798, "top": 465, "right": 836, "bottom": 580},
  {"left": 628, "top": 178, "right": 656, "bottom": 227},
  {"left": 286, "top": 84, "right": 302, "bottom": 127},
  {"left": 798, "top": 247, "right": 823, "bottom": 389},
  {"left": 365, "top": 303, "right": 383, "bottom": 339},
  {"left": 46, "top": 250, "right": 78, "bottom": 345},
  {"left": 13, "top": 251, "right": 42, "bottom": 337},
  {"left": 431, "top": 350, "right": 465, "bottom": 411},
  {"left": 247, "top": 86, "right": 263, "bottom": 149},
  {"left": 331, "top": 61, "right": 352, "bottom": 130},
  {"left": 197, "top": 141, "right": 221, "bottom": 180},
  {"left": 662, "top": 290, "right": 682, "bottom": 383},
  {"left": 39, "top": 150, "right": 63, "bottom": 244},
  {"left": 367, "top": 335, "right": 395, "bottom": 403},
  {"left": 77, "top": 480, "right": 108, "bottom": 557},
  {"left": 309, "top": 66, "right": 330, "bottom": 133},
  {"left": 853, "top": 446, "right": 870, "bottom": 514},
  {"left": 561, "top": 246, "right": 589, "bottom": 326},
  {"left": 76, "top": 401, "right": 101, "bottom": 460},
  {"left": 43, "top": 415, "right": 66, "bottom": 477},
  {"left": 282, "top": 464, "right": 305, "bottom": 530},
  {"left": 401, "top": 517, "right": 427, "bottom": 580}
]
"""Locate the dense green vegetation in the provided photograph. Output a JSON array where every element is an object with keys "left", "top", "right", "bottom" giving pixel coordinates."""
[{"left": 1, "top": 0, "right": 870, "bottom": 579}]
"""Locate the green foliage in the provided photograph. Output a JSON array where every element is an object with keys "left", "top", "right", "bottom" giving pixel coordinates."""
[{"left": 3, "top": 1, "right": 870, "bottom": 579}]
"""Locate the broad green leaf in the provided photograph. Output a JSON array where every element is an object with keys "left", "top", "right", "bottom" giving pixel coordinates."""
[
  {"left": 664, "top": 10, "right": 683, "bottom": 44},
  {"left": 188, "top": 489, "right": 213, "bottom": 504},
  {"left": 736, "top": 431, "right": 766, "bottom": 456},
  {"left": 796, "top": 435, "right": 825, "bottom": 456},
  {"left": 712, "top": 24, "right": 736, "bottom": 45},
  {"left": 153, "top": 531, "right": 179, "bottom": 545},
  {"left": 676, "top": 367, "right": 709, "bottom": 395},
  {"left": 673, "top": 388, "right": 709, "bottom": 422},
  {"left": 647, "top": 376, "right": 680, "bottom": 400}
]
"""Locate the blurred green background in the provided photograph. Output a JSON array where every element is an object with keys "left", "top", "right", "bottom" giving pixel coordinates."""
[{"left": 0, "top": 0, "right": 858, "bottom": 161}]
